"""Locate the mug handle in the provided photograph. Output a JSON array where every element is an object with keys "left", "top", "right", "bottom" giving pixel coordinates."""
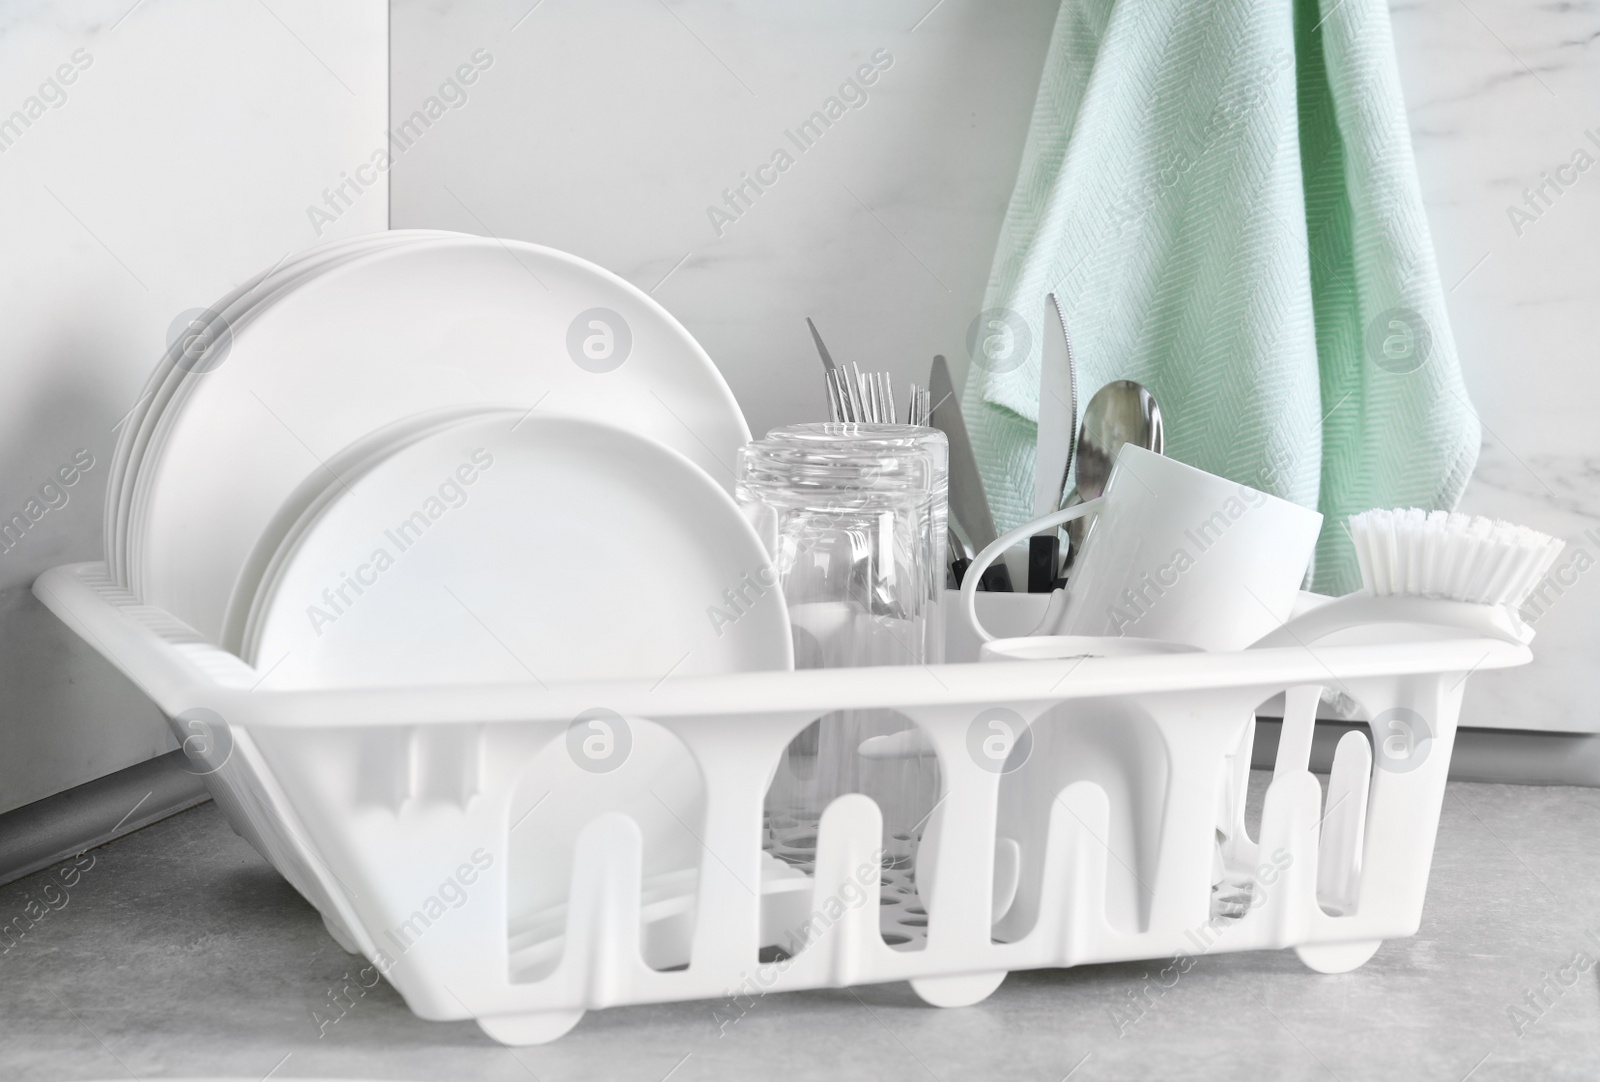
[{"left": 961, "top": 497, "right": 1106, "bottom": 643}]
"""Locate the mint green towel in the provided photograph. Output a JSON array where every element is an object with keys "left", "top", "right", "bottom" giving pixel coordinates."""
[{"left": 963, "top": 0, "right": 1479, "bottom": 594}]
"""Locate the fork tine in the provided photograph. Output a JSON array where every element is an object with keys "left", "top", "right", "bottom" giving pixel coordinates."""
[{"left": 831, "top": 369, "right": 852, "bottom": 421}]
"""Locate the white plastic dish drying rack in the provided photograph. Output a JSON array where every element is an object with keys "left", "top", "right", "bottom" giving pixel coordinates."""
[{"left": 36, "top": 563, "right": 1530, "bottom": 1045}]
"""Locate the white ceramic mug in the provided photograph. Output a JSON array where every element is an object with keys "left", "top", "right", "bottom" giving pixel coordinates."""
[{"left": 962, "top": 445, "right": 1322, "bottom": 651}]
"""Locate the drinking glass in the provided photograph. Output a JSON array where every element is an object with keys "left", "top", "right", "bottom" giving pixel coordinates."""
[{"left": 736, "top": 422, "right": 947, "bottom": 948}]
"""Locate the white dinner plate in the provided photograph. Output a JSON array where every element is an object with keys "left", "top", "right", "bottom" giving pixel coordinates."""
[
  {"left": 130, "top": 233, "right": 748, "bottom": 643},
  {"left": 123, "top": 233, "right": 466, "bottom": 594},
  {"left": 106, "top": 261, "right": 274, "bottom": 585},
  {"left": 111, "top": 232, "right": 423, "bottom": 582},
  {"left": 110, "top": 231, "right": 445, "bottom": 586},
  {"left": 244, "top": 411, "right": 789, "bottom": 687}
]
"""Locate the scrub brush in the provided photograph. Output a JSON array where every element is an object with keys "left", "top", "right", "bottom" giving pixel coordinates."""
[
  {"left": 1253, "top": 508, "right": 1564, "bottom": 649},
  {"left": 1348, "top": 508, "right": 1565, "bottom": 608}
]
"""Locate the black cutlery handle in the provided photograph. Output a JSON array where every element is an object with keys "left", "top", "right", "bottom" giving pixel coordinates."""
[
  {"left": 950, "top": 555, "right": 1013, "bottom": 592},
  {"left": 1028, "top": 535, "right": 1060, "bottom": 594},
  {"left": 979, "top": 561, "right": 1013, "bottom": 593}
]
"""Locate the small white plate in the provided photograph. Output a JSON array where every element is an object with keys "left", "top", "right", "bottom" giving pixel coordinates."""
[
  {"left": 245, "top": 412, "right": 790, "bottom": 687},
  {"left": 220, "top": 403, "right": 498, "bottom": 655}
]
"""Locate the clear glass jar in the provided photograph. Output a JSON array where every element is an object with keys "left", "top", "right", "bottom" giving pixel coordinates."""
[
  {"left": 736, "top": 423, "right": 948, "bottom": 668},
  {"left": 736, "top": 422, "right": 947, "bottom": 948}
]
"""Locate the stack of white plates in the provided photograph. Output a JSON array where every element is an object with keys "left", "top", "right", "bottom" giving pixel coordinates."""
[
  {"left": 109, "top": 231, "right": 797, "bottom": 969},
  {"left": 108, "top": 230, "right": 793, "bottom": 687}
]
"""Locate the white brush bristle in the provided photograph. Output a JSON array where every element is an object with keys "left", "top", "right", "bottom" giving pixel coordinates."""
[{"left": 1348, "top": 508, "right": 1564, "bottom": 608}]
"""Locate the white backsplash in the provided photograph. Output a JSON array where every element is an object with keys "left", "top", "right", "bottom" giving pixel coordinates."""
[
  {"left": 0, "top": 0, "right": 387, "bottom": 813},
  {"left": 1389, "top": 0, "right": 1600, "bottom": 732}
]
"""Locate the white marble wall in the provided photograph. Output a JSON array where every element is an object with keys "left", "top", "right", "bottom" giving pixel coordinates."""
[
  {"left": 392, "top": 0, "right": 1600, "bottom": 735},
  {"left": 0, "top": 0, "right": 387, "bottom": 813},
  {"left": 1389, "top": 0, "right": 1600, "bottom": 732}
]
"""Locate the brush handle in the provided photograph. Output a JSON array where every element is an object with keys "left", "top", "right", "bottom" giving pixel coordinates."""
[{"left": 1249, "top": 593, "right": 1534, "bottom": 650}]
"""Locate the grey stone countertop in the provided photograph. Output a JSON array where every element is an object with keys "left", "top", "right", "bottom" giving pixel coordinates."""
[{"left": 1, "top": 774, "right": 1597, "bottom": 1081}]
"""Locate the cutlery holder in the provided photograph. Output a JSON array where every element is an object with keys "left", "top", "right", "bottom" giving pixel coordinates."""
[{"left": 34, "top": 562, "right": 1530, "bottom": 1046}]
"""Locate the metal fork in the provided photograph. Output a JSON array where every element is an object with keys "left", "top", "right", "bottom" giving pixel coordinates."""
[{"left": 811, "top": 321, "right": 930, "bottom": 426}]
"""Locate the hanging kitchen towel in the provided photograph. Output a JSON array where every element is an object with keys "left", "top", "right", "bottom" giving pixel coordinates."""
[{"left": 962, "top": 0, "right": 1478, "bottom": 594}]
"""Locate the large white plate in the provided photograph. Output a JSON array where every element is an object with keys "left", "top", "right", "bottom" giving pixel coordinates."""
[
  {"left": 123, "top": 233, "right": 466, "bottom": 595},
  {"left": 109, "top": 231, "right": 446, "bottom": 585},
  {"left": 244, "top": 412, "right": 791, "bottom": 687},
  {"left": 131, "top": 234, "right": 748, "bottom": 642},
  {"left": 107, "top": 261, "right": 273, "bottom": 585}
]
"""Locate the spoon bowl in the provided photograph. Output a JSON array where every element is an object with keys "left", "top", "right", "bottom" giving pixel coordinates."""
[{"left": 1063, "top": 380, "right": 1163, "bottom": 567}]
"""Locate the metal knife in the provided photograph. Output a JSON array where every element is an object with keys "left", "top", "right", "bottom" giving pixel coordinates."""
[
  {"left": 1029, "top": 292, "right": 1077, "bottom": 591},
  {"left": 1034, "top": 292, "right": 1077, "bottom": 518},
  {"left": 806, "top": 317, "right": 837, "bottom": 373},
  {"left": 808, "top": 317, "right": 841, "bottom": 420},
  {"left": 929, "top": 354, "right": 1012, "bottom": 592}
]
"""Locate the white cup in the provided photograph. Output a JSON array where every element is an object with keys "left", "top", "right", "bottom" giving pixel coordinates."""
[{"left": 961, "top": 445, "right": 1322, "bottom": 651}]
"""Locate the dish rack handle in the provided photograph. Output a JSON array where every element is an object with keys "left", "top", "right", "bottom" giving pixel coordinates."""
[{"left": 1249, "top": 593, "right": 1533, "bottom": 650}]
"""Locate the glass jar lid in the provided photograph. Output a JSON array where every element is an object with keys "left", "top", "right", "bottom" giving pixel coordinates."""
[{"left": 736, "top": 423, "right": 946, "bottom": 510}]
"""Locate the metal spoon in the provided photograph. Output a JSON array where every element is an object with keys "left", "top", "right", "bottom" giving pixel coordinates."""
[{"left": 1061, "top": 380, "right": 1164, "bottom": 569}]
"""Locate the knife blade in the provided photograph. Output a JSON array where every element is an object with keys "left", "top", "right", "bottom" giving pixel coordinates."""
[
  {"left": 806, "top": 317, "right": 837, "bottom": 373},
  {"left": 929, "top": 354, "right": 1012, "bottom": 591},
  {"left": 1029, "top": 292, "right": 1077, "bottom": 591},
  {"left": 1034, "top": 292, "right": 1077, "bottom": 518}
]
